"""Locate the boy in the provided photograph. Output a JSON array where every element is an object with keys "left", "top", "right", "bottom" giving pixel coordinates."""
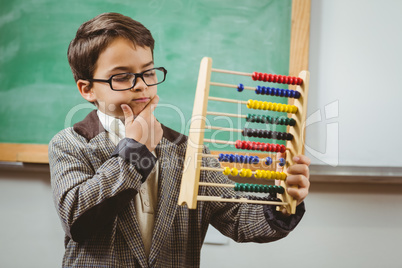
[{"left": 49, "top": 12, "right": 310, "bottom": 267}]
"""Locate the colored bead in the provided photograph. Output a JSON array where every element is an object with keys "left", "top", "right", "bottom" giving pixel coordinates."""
[
  {"left": 223, "top": 167, "right": 231, "bottom": 175},
  {"left": 255, "top": 86, "right": 261, "bottom": 94},
  {"left": 294, "top": 91, "right": 301, "bottom": 99},
  {"left": 237, "top": 83, "right": 244, "bottom": 92},
  {"left": 255, "top": 170, "right": 263, "bottom": 178},
  {"left": 229, "top": 154, "right": 235, "bottom": 163},
  {"left": 265, "top": 157, "right": 272, "bottom": 165},
  {"left": 231, "top": 168, "right": 238, "bottom": 176},
  {"left": 239, "top": 168, "right": 247, "bottom": 177},
  {"left": 279, "top": 158, "right": 286, "bottom": 166}
]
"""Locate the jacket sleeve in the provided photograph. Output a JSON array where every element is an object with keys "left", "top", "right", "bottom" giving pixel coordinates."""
[
  {"left": 200, "top": 148, "right": 305, "bottom": 243},
  {"left": 49, "top": 129, "right": 156, "bottom": 242}
]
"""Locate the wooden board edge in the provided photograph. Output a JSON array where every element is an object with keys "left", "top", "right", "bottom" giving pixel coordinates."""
[{"left": 0, "top": 143, "right": 49, "bottom": 163}]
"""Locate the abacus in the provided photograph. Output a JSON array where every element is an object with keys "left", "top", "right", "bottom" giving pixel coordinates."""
[{"left": 177, "top": 57, "right": 309, "bottom": 214}]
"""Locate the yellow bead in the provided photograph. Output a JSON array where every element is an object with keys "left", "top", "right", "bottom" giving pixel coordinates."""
[
  {"left": 267, "top": 102, "right": 273, "bottom": 111},
  {"left": 255, "top": 170, "right": 262, "bottom": 178},
  {"left": 239, "top": 168, "right": 246, "bottom": 177},
  {"left": 223, "top": 167, "right": 231, "bottom": 175},
  {"left": 271, "top": 171, "right": 277, "bottom": 180},
  {"left": 264, "top": 170, "right": 271, "bottom": 179},
  {"left": 247, "top": 169, "right": 253, "bottom": 177},
  {"left": 276, "top": 171, "right": 283, "bottom": 180},
  {"left": 254, "top": 101, "right": 260, "bottom": 110},
  {"left": 258, "top": 101, "right": 264, "bottom": 110},
  {"left": 272, "top": 103, "right": 278, "bottom": 111},
  {"left": 291, "top": 105, "right": 298, "bottom": 113},
  {"left": 283, "top": 105, "right": 289, "bottom": 113},
  {"left": 261, "top": 102, "right": 267, "bottom": 110},
  {"left": 247, "top": 99, "right": 253, "bottom": 109},
  {"left": 231, "top": 168, "right": 238, "bottom": 176}
]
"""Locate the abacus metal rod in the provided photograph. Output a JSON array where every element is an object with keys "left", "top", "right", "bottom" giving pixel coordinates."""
[
  {"left": 205, "top": 125, "right": 242, "bottom": 133},
  {"left": 208, "top": 96, "right": 247, "bottom": 104},
  {"left": 197, "top": 195, "right": 288, "bottom": 206},
  {"left": 206, "top": 111, "right": 246, "bottom": 118},
  {"left": 211, "top": 68, "right": 252, "bottom": 77},
  {"left": 204, "top": 139, "right": 235, "bottom": 145},
  {"left": 199, "top": 181, "right": 233, "bottom": 188},
  {"left": 210, "top": 82, "right": 254, "bottom": 91}
]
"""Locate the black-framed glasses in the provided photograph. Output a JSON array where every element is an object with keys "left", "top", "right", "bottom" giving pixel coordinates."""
[{"left": 87, "top": 67, "right": 167, "bottom": 91}]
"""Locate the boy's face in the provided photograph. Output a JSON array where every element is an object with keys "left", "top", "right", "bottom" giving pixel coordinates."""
[{"left": 78, "top": 37, "right": 157, "bottom": 119}]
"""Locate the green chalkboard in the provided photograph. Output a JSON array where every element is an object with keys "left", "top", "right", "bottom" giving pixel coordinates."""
[{"left": 0, "top": 0, "right": 292, "bottom": 145}]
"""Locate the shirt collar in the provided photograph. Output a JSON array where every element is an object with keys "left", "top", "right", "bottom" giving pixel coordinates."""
[{"left": 97, "top": 109, "right": 125, "bottom": 140}]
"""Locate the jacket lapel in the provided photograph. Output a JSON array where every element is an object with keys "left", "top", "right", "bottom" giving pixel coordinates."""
[
  {"left": 117, "top": 200, "right": 148, "bottom": 267},
  {"left": 148, "top": 137, "right": 184, "bottom": 266}
]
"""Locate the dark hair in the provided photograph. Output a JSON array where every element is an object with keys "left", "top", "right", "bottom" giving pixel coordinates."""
[{"left": 67, "top": 12, "right": 155, "bottom": 82}]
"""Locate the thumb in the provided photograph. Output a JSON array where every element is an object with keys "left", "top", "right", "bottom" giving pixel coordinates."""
[{"left": 121, "top": 104, "right": 134, "bottom": 125}]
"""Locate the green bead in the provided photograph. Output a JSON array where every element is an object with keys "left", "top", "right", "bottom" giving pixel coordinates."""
[
  {"left": 239, "top": 184, "right": 245, "bottom": 192},
  {"left": 234, "top": 183, "right": 239, "bottom": 191},
  {"left": 289, "top": 118, "right": 296, "bottom": 126}
]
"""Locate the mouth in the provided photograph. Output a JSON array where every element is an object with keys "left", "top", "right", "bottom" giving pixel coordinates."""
[{"left": 132, "top": 97, "right": 150, "bottom": 103}]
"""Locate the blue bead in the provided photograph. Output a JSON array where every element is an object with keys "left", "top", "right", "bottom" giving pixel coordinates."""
[
  {"left": 261, "top": 86, "right": 266, "bottom": 95},
  {"left": 234, "top": 154, "right": 240, "bottom": 163},
  {"left": 279, "top": 158, "right": 286, "bottom": 166},
  {"left": 239, "top": 155, "right": 245, "bottom": 163},
  {"left": 274, "top": 88, "right": 280, "bottom": 96},
  {"left": 244, "top": 156, "right": 250, "bottom": 164},
  {"left": 289, "top": 90, "right": 295, "bottom": 98},
  {"left": 294, "top": 91, "right": 301, "bottom": 99},
  {"left": 229, "top": 154, "right": 235, "bottom": 163},
  {"left": 255, "top": 86, "right": 261, "bottom": 94},
  {"left": 253, "top": 156, "right": 260, "bottom": 164},
  {"left": 280, "top": 89, "right": 285, "bottom": 97},
  {"left": 249, "top": 156, "right": 254, "bottom": 164},
  {"left": 238, "top": 83, "right": 244, "bottom": 92},
  {"left": 265, "top": 157, "right": 273, "bottom": 165},
  {"left": 222, "top": 154, "right": 229, "bottom": 162},
  {"left": 266, "top": 87, "right": 272, "bottom": 96},
  {"left": 285, "top": 89, "right": 290, "bottom": 97},
  {"left": 218, "top": 153, "right": 224, "bottom": 161}
]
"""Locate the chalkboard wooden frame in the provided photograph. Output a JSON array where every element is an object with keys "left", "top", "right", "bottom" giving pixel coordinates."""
[{"left": 0, "top": 0, "right": 311, "bottom": 164}]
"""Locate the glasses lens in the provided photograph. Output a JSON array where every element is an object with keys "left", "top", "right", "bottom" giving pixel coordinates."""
[
  {"left": 111, "top": 73, "right": 135, "bottom": 90},
  {"left": 143, "top": 68, "right": 165, "bottom": 86}
]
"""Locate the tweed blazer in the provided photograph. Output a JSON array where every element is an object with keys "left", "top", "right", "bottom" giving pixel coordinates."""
[{"left": 49, "top": 110, "right": 305, "bottom": 268}]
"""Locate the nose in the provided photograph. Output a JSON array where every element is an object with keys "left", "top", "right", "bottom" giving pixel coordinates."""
[{"left": 131, "top": 76, "right": 147, "bottom": 92}]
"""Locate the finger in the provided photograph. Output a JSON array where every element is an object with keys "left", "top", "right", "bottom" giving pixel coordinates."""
[
  {"left": 121, "top": 104, "right": 135, "bottom": 124},
  {"left": 287, "top": 163, "right": 310, "bottom": 178},
  {"left": 139, "top": 95, "right": 160, "bottom": 117},
  {"left": 293, "top": 155, "right": 311, "bottom": 166},
  {"left": 287, "top": 186, "right": 309, "bottom": 204},
  {"left": 286, "top": 174, "right": 310, "bottom": 189}
]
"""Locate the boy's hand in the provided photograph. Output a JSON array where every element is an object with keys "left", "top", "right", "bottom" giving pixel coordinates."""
[
  {"left": 121, "top": 95, "right": 163, "bottom": 152},
  {"left": 276, "top": 153, "right": 311, "bottom": 206}
]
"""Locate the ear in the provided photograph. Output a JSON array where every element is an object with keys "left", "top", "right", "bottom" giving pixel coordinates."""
[{"left": 77, "top": 79, "right": 97, "bottom": 103}]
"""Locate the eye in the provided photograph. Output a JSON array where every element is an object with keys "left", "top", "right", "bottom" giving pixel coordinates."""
[
  {"left": 112, "top": 73, "right": 133, "bottom": 82},
  {"left": 143, "top": 70, "right": 156, "bottom": 78}
]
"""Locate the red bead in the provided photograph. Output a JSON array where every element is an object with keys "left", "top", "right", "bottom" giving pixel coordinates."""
[
  {"left": 263, "top": 143, "right": 269, "bottom": 151},
  {"left": 289, "top": 77, "right": 295, "bottom": 85},
  {"left": 278, "top": 75, "right": 283, "bottom": 83},
  {"left": 283, "top": 76, "right": 288, "bottom": 84},
  {"left": 263, "top": 73, "right": 268, "bottom": 82},
  {"left": 235, "top": 140, "right": 242, "bottom": 149},
  {"left": 242, "top": 141, "right": 247, "bottom": 149},
  {"left": 259, "top": 73, "right": 263, "bottom": 81},
  {"left": 267, "top": 144, "right": 272, "bottom": 152},
  {"left": 252, "top": 72, "right": 258, "bottom": 81},
  {"left": 298, "top": 77, "right": 303, "bottom": 85},
  {"left": 280, "top": 145, "right": 286, "bottom": 153},
  {"left": 273, "top": 75, "right": 278, "bottom": 83},
  {"left": 268, "top": 74, "right": 273, "bottom": 82}
]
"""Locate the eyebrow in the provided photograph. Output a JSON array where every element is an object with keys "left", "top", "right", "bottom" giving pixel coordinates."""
[{"left": 107, "top": 61, "right": 154, "bottom": 74}]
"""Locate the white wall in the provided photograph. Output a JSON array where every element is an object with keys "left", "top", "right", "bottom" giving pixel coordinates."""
[{"left": 306, "top": 0, "right": 402, "bottom": 168}]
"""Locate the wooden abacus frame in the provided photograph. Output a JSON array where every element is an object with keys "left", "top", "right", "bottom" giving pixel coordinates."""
[{"left": 178, "top": 57, "right": 309, "bottom": 214}]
